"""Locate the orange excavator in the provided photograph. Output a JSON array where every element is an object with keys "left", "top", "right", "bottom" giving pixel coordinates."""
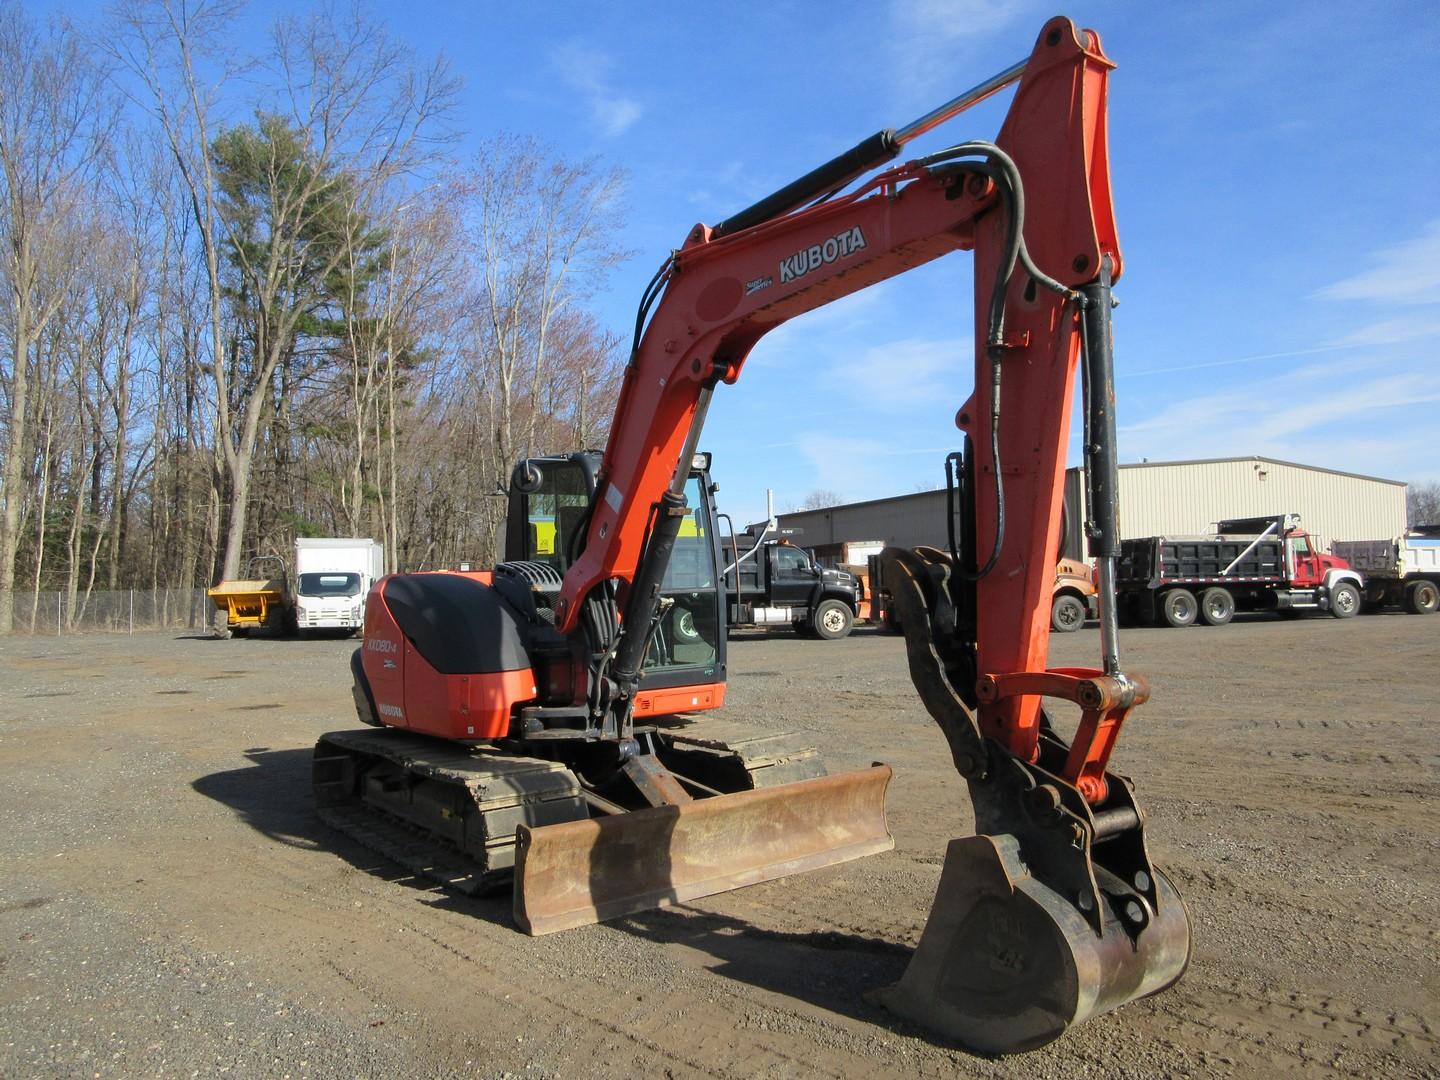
[{"left": 313, "top": 17, "right": 1191, "bottom": 1053}]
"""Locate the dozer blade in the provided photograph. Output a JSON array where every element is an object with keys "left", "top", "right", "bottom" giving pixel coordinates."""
[
  {"left": 877, "top": 833, "right": 1191, "bottom": 1055},
  {"left": 513, "top": 765, "right": 893, "bottom": 935}
]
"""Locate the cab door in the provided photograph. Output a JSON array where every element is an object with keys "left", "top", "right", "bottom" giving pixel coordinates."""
[
  {"left": 770, "top": 545, "right": 819, "bottom": 608},
  {"left": 1288, "top": 533, "right": 1321, "bottom": 586}
]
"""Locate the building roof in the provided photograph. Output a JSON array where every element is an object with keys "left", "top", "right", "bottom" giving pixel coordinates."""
[
  {"left": 778, "top": 487, "right": 946, "bottom": 519},
  {"left": 777, "top": 455, "right": 1405, "bottom": 523},
  {"left": 1116, "top": 455, "right": 1404, "bottom": 486}
]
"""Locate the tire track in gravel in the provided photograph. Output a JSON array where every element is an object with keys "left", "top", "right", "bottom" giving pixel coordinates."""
[{"left": 1151, "top": 971, "right": 1435, "bottom": 1079}]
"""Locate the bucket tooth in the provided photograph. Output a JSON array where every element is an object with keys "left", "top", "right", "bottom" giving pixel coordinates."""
[
  {"left": 514, "top": 765, "right": 893, "bottom": 935},
  {"left": 877, "top": 833, "right": 1191, "bottom": 1055}
]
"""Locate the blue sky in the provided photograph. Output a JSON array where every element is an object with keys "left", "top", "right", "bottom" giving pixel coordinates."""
[
  {"left": 53, "top": 0, "right": 1440, "bottom": 525},
  {"left": 424, "top": 0, "right": 1440, "bottom": 526}
]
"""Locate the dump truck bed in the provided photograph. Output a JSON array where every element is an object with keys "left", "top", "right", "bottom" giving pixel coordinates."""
[
  {"left": 207, "top": 577, "right": 291, "bottom": 630},
  {"left": 1332, "top": 536, "right": 1440, "bottom": 580},
  {"left": 1117, "top": 535, "right": 1286, "bottom": 587}
]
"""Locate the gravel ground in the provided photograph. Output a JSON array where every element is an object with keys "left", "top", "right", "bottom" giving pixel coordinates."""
[{"left": 1, "top": 612, "right": 1436, "bottom": 1078}]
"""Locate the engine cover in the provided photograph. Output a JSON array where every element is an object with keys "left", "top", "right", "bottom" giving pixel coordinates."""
[{"left": 362, "top": 571, "right": 539, "bottom": 740}]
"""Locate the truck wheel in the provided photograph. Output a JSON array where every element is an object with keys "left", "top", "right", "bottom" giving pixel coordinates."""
[
  {"left": 1160, "top": 589, "right": 1198, "bottom": 628},
  {"left": 1328, "top": 582, "right": 1360, "bottom": 618},
  {"left": 1050, "top": 594, "right": 1086, "bottom": 633},
  {"left": 1198, "top": 587, "right": 1234, "bottom": 627},
  {"left": 1406, "top": 580, "right": 1439, "bottom": 614},
  {"left": 812, "top": 599, "right": 854, "bottom": 640}
]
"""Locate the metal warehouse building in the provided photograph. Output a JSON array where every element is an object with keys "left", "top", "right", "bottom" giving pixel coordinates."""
[{"left": 778, "top": 456, "right": 1406, "bottom": 562}]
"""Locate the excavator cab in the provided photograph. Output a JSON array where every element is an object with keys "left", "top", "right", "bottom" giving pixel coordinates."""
[{"left": 504, "top": 451, "right": 726, "bottom": 680}]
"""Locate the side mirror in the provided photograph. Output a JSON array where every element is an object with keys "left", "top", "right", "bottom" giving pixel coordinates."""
[{"left": 511, "top": 460, "right": 543, "bottom": 493}]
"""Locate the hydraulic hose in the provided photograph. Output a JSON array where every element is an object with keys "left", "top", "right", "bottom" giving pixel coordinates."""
[{"left": 919, "top": 142, "right": 1089, "bottom": 582}]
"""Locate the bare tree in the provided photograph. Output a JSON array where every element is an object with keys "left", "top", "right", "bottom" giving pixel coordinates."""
[
  {"left": 105, "top": 0, "right": 246, "bottom": 614},
  {"left": 0, "top": 1, "right": 115, "bottom": 630},
  {"left": 461, "top": 139, "right": 628, "bottom": 490},
  {"left": 0, "top": 3, "right": 642, "bottom": 633},
  {"left": 1409, "top": 481, "right": 1440, "bottom": 528},
  {"left": 200, "top": 5, "right": 456, "bottom": 581},
  {"left": 797, "top": 489, "right": 845, "bottom": 511}
]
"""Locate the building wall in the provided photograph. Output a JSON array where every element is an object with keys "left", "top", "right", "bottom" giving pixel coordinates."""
[
  {"left": 777, "top": 490, "right": 950, "bottom": 553},
  {"left": 1087, "top": 458, "right": 1406, "bottom": 551},
  {"left": 776, "top": 458, "right": 1406, "bottom": 561}
]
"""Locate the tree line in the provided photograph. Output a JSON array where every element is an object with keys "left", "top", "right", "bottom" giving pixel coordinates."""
[{"left": 0, "top": 0, "right": 630, "bottom": 632}]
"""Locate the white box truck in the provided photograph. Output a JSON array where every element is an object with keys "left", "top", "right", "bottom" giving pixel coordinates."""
[{"left": 293, "top": 538, "right": 385, "bottom": 633}]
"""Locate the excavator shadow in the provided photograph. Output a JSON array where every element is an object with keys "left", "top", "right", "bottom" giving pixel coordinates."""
[
  {"left": 191, "top": 746, "right": 512, "bottom": 925},
  {"left": 602, "top": 904, "right": 913, "bottom": 1028}
]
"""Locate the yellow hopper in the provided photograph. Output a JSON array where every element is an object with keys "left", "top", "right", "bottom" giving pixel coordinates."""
[{"left": 207, "top": 557, "right": 291, "bottom": 634}]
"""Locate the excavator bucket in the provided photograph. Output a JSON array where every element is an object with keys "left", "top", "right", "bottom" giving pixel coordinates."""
[
  {"left": 877, "top": 833, "right": 1191, "bottom": 1054},
  {"left": 513, "top": 765, "right": 893, "bottom": 935}
]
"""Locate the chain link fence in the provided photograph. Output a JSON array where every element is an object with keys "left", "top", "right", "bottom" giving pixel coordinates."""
[{"left": 6, "top": 588, "right": 211, "bottom": 635}]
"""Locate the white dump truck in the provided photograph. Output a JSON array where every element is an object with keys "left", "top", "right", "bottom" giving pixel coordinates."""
[
  {"left": 293, "top": 538, "right": 385, "bottom": 633},
  {"left": 1331, "top": 527, "right": 1440, "bottom": 614}
]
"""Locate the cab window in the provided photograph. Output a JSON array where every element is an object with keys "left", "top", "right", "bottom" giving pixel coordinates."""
[
  {"left": 522, "top": 462, "right": 590, "bottom": 570},
  {"left": 775, "top": 546, "right": 810, "bottom": 574},
  {"left": 661, "top": 476, "right": 714, "bottom": 590},
  {"left": 1291, "top": 535, "right": 1312, "bottom": 558},
  {"left": 646, "top": 473, "right": 720, "bottom": 675}
]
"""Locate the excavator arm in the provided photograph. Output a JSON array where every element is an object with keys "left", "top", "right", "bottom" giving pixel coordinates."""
[
  {"left": 559, "top": 19, "right": 1111, "bottom": 763},
  {"left": 531, "top": 17, "right": 1190, "bottom": 1052}
]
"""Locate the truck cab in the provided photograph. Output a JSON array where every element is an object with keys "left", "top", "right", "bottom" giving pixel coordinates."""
[{"left": 1285, "top": 530, "right": 1348, "bottom": 589}]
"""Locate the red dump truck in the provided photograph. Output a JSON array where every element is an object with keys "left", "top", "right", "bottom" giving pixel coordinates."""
[{"left": 1115, "top": 514, "right": 1364, "bottom": 627}]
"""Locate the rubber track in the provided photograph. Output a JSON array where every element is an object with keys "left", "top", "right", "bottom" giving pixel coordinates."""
[{"left": 314, "top": 729, "right": 587, "bottom": 895}]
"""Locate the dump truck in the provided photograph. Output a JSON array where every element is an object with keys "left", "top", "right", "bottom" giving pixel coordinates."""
[
  {"left": 209, "top": 538, "right": 385, "bottom": 637},
  {"left": 207, "top": 556, "right": 292, "bottom": 637},
  {"left": 1115, "top": 513, "right": 1364, "bottom": 626},
  {"left": 1332, "top": 525, "right": 1440, "bottom": 613},
  {"left": 719, "top": 526, "right": 863, "bottom": 640}
]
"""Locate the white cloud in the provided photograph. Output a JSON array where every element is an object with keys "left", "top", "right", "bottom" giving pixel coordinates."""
[
  {"left": 1123, "top": 343, "right": 1350, "bottom": 379},
  {"left": 550, "top": 42, "right": 642, "bottom": 138},
  {"left": 892, "top": 0, "right": 1033, "bottom": 47},
  {"left": 1119, "top": 358, "right": 1440, "bottom": 481},
  {"left": 889, "top": 0, "right": 1037, "bottom": 99},
  {"left": 1315, "top": 219, "right": 1440, "bottom": 306},
  {"left": 833, "top": 336, "right": 969, "bottom": 409},
  {"left": 790, "top": 432, "right": 952, "bottom": 502},
  {"left": 1331, "top": 313, "right": 1440, "bottom": 348}
]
